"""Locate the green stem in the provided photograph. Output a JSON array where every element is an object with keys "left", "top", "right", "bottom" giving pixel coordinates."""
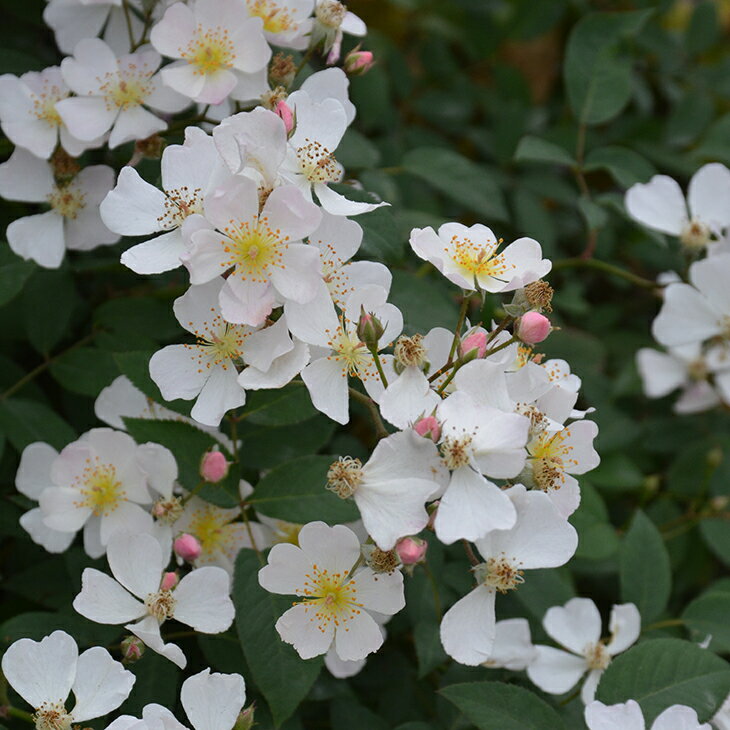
[
  {"left": 436, "top": 362, "right": 462, "bottom": 395},
  {"left": 121, "top": 0, "right": 136, "bottom": 49},
  {"left": 0, "top": 331, "right": 97, "bottom": 402},
  {"left": 482, "top": 336, "right": 517, "bottom": 359},
  {"left": 448, "top": 295, "right": 470, "bottom": 364},
  {"left": 552, "top": 258, "right": 659, "bottom": 290},
  {"left": 643, "top": 618, "right": 685, "bottom": 632},
  {"left": 6, "top": 707, "right": 34, "bottom": 723},
  {"left": 349, "top": 387, "right": 389, "bottom": 440},
  {"left": 242, "top": 509, "right": 265, "bottom": 566},
  {"left": 369, "top": 348, "right": 389, "bottom": 388}
]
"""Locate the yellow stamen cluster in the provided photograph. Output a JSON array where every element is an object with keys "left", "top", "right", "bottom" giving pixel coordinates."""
[
  {"left": 73, "top": 458, "right": 125, "bottom": 517},
  {"left": 440, "top": 434, "right": 473, "bottom": 470},
  {"left": 33, "top": 702, "right": 72, "bottom": 730},
  {"left": 584, "top": 641, "right": 611, "bottom": 670},
  {"left": 475, "top": 556, "right": 524, "bottom": 593},
  {"left": 296, "top": 139, "right": 340, "bottom": 184},
  {"left": 158, "top": 186, "right": 204, "bottom": 228},
  {"left": 183, "top": 314, "right": 249, "bottom": 375},
  {"left": 220, "top": 214, "right": 289, "bottom": 282},
  {"left": 145, "top": 589, "right": 176, "bottom": 621},
  {"left": 446, "top": 233, "right": 512, "bottom": 284},
  {"left": 295, "top": 563, "right": 363, "bottom": 633},
  {"left": 248, "top": 0, "right": 295, "bottom": 33},
  {"left": 680, "top": 219, "right": 711, "bottom": 250},
  {"left": 99, "top": 66, "right": 152, "bottom": 110},
  {"left": 47, "top": 183, "right": 85, "bottom": 219},
  {"left": 182, "top": 26, "right": 235, "bottom": 74},
  {"left": 187, "top": 504, "right": 232, "bottom": 555},
  {"left": 31, "top": 83, "right": 64, "bottom": 126},
  {"left": 325, "top": 325, "right": 375, "bottom": 379}
]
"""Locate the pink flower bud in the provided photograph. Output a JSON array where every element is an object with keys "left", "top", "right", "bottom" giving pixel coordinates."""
[
  {"left": 414, "top": 415, "right": 441, "bottom": 442},
  {"left": 161, "top": 571, "right": 179, "bottom": 591},
  {"left": 396, "top": 536, "right": 428, "bottom": 565},
  {"left": 459, "top": 331, "right": 488, "bottom": 360},
  {"left": 344, "top": 49, "right": 374, "bottom": 76},
  {"left": 120, "top": 635, "right": 145, "bottom": 664},
  {"left": 356, "top": 307, "right": 384, "bottom": 349},
  {"left": 517, "top": 312, "right": 551, "bottom": 344},
  {"left": 174, "top": 533, "right": 202, "bottom": 562},
  {"left": 274, "top": 100, "right": 294, "bottom": 135},
  {"left": 200, "top": 450, "right": 229, "bottom": 483}
]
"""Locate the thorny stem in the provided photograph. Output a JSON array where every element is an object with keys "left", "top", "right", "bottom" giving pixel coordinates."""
[
  {"left": 552, "top": 258, "right": 660, "bottom": 291},
  {"left": 348, "top": 387, "right": 389, "bottom": 440},
  {"left": 0, "top": 331, "right": 97, "bottom": 402}
]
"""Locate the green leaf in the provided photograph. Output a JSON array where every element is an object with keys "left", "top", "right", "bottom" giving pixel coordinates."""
[
  {"left": 123, "top": 418, "right": 239, "bottom": 508},
  {"left": 440, "top": 681, "right": 567, "bottom": 729},
  {"left": 233, "top": 551, "right": 321, "bottom": 727},
  {"left": 49, "top": 347, "right": 119, "bottom": 396},
  {"left": 389, "top": 270, "right": 459, "bottom": 334},
  {"left": 564, "top": 10, "right": 653, "bottom": 125},
  {"left": 571, "top": 483, "right": 619, "bottom": 560},
  {"left": 118, "top": 651, "right": 181, "bottom": 716},
  {"left": 0, "top": 246, "right": 35, "bottom": 306},
  {"left": 514, "top": 568, "right": 575, "bottom": 621},
  {"left": 95, "top": 296, "right": 180, "bottom": 341},
  {"left": 514, "top": 136, "right": 575, "bottom": 166},
  {"left": 414, "top": 620, "right": 447, "bottom": 678},
  {"left": 682, "top": 592, "right": 730, "bottom": 652},
  {"left": 596, "top": 638, "right": 730, "bottom": 723},
  {"left": 330, "top": 697, "right": 389, "bottom": 730},
  {"left": 402, "top": 147, "right": 507, "bottom": 221},
  {"left": 337, "top": 128, "right": 382, "bottom": 169},
  {"left": 0, "top": 611, "right": 119, "bottom": 649},
  {"left": 584, "top": 146, "right": 655, "bottom": 186},
  {"left": 578, "top": 197, "right": 608, "bottom": 230},
  {"left": 243, "top": 385, "right": 316, "bottom": 426},
  {"left": 0, "top": 398, "right": 76, "bottom": 451},
  {"left": 700, "top": 518, "right": 730, "bottom": 567},
  {"left": 619, "top": 510, "right": 671, "bottom": 623},
  {"left": 357, "top": 204, "right": 404, "bottom": 263},
  {"left": 248, "top": 454, "right": 359, "bottom": 524}
]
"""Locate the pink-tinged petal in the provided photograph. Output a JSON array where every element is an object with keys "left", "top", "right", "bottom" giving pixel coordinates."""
[
  {"left": 333, "top": 612, "right": 384, "bottom": 662},
  {"left": 100, "top": 166, "right": 168, "bottom": 235},
  {"left": 542, "top": 597, "right": 602, "bottom": 654},
  {"left": 40, "top": 487, "right": 92, "bottom": 533},
  {"left": 272, "top": 244, "right": 322, "bottom": 304},
  {"left": 584, "top": 700, "right": 645, "bottom": 730},
  {"left": 180, "top": 669, "right": 245, "bottom": 730},
  {"left": 625, "top": 174, "right": 688, "bottom": 236},
  {"left": 219, "top": 276, "right": 275, "bottom": 327},
  {"left": 149, "top": 345, "right": 210, "bottom": 401},
  {"left": 56, "top": 97, "right": 117, "bottom": 141},
  {"left": 263, "top": 185, "right": 323, "bottom": 241},
  {"left": 301, "top": 356, "right": 349, "bottom": 424},
  {"left": 314, "top": 182, "right": 389, "bottom": 217},
  {"left": 0, "top": 148, "right": 54, "bottom": 201},
  {"left": 173, "top": 567, "right": 234, "bottom": 633},
  {"left": 688, "top": 163, "right": 730, "bottom": 231},
  {"left": 526, "top": 645, "right": 587, "bottom": 695},
  {"left": 107, "top": 531, "right": 165, "bottom": 599},
  {"left": 652, "top": 282, "right": 722, "bottom": 347},
  {"left": 606, "top": 603, "right": 641, "bottom": 655},
  {"left": 1, "top": 630, "right": 77, "bottom": 708},
  {"left": 71, "top": 647, "right": 135, "bottom": 723},
  {"left": 121, "top": 230, "right": 188, "bottom": 274},
  {"left": 20, "top": 508, "right": 76, "bottom": 554},
  {"left": 275, "top": 603, "right": 335, "bottom": 659},
  {"left": 160, "top": 63, "right": 208, "bottom": 101},
  {"left": 125, "top": 615, "right": 186, "bottom": 669},
  {"left": 434, "top": 468, "right": 517, "bottom": 545},
  {"left": 195, "top": 69, "right": 239, "bottom": 105},
  {"left": 190, "top": 363, "right": 246, "bottom": 427},
  {"left": 440, "top": 585, "right": 496, "bottom": 665},
  {"left": 108, "top": 106, "right": 166, "bottom": 150}
]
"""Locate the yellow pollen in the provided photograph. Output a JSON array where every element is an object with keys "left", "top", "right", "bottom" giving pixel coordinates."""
[
  {"left": 220, "top": 215, "right": 288, "bottom": 282},
  {"left": 158, "top": 185, "right": 204, "bottom": 228},
  {"left": 326, "top": 323, "right": 375, "bottom": 379},
  {"left": 584, "top": 641, "right": 611, "bottom": 670},
  {"left": 296, "top": 139, "right": 341, "bottom": 184},
  {"left": 475, "top": 556, "right": 524, "bottom": 593},
  {"left": 47, "top": 183, "right": 85, "bottom": 219},
  {"left": 182, "top": 26, "right": 235, "bottom": 74},
  {"left": 248, "top": 0, "right": 295, "bottom": 32},
  {"left": 33, "top": 702, "right": 72, "bottom": 730},
  {"left": 447, "top": 234, "right": 513, "bottom": 285},
  {"left": 183, "top": 314, "right": 249, "bottom": 375},
  {"left": 188, "top": 506, "right": 230, "bottom": 554},
  {"left": 74, "top": 458, "right": 125, "bottom": 517},
  {"left": 528, "top": 428, "right": 577, "bottom": 491},
  {"left": 31, "top": 86, "right": 64, "bottom": 126},
  {"left": 295, "top": 564, "right": 363, "bottom": 631},
  {"left": 99, "top": 66, "right": 152, "bottom": 110}
]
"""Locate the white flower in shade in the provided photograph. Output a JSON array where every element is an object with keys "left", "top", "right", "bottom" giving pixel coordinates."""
[
  {"left": 299, "top": 67, "right": 356, "bottom": 125},
  {"left": 378, "top": 327, "right": 452, "bottom": 430},
  {"left": 94, "top": 375, "right": 234, "bottom": 451},
  {"left": 311, "top": 0, "right": 366, "bottom": 60},
  {"left": 326, "top": 430, "right": 447, "bottom": 550},
  {"left": 184, "top": 176, "right": 323, "bottom": 326},
  {"left": 16, "top": 443, "right": 76, "bottom": 554},
  {"left": 482, "top": 618, "right": 537, "bottom": 671},
  {"left": 712, "top": 693, "right": 730, "bottom": 730},
  {"left": 1, "top": 630, "right": 135, "bottom": 730},
  {"left": 258, "top": 521, "right": 405, "bottom": 661},
  {"left": 585, "top": 700, "right": 709, "bottom": 730},
  {"left": 43, "top": 0, "right": 144, "bottom": 56},
  {"left": 0, "top": 149, "right": 118, "bottom": 269},
  {"left": 284, "top": 211, "right": 391, "bottom": 344},
  {"left": 410, "top": 222, "right": 551, "bottom": 293},
  {"left": 523, "top": 419, "right": 599, "bottom": 519},
  {"left": 0, "top": 67, "right": 100, "bottom": 158},
  {"left": 535, "top": 358, "right": 589, "bottom": 424},
  {"left": 652, "top": 254, "right": 730, "bottom": 348},
  {"left": 174, "top": 495, "right": 269, "bottom": 574},
  {"left": 246, "top": 0, "right": 314, "bottom": 50},
  {"left": 101, "top": 127, "right": 227, "bottom": 274},
  {"left": 300, "top": 285, "right": 403, "bottom": 424},
  {"left": 282, "top": 90, "right": 387, "bottom": 216},
  {"left": 56, "top": 39, "right": 189, "bottom": 149},
  {"left": 107, "top": 668, "right": 246, "bottom": 730},
  {"left": 625, "top": 163, "right": 730, "bottom": 251},
  {"left": 74, "top": 530, "right": 235, "bottom": 668},
  {"left": 150, "top": 0, "right": 271, "bottom": 105},
  {"left": 637, "top": 344, "right": 727, "bottom": 414},
  {"left": 440, "top": 485, "right": 578, "bottom": 666},
  {"left": 527, "top": 598, "right": 641, "bottom": 704},
  {"left": 433, "top": 391, "right": 530, "bottom": 544},
  {"left": 324, "top": 613, "right": 387, "bottom": 679},
  {"left": 149, "top": 279, "right": 303, "bottom": 427},
  {"left": 37, "top": 428, "right": 161, "bottom": 558}
]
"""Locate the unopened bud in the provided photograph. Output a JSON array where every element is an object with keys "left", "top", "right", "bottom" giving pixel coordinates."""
[
  {"left": 152, "top": 497, "right": 184, "bottom": 525},
  {"left": 394, "top": 334, "right": 427, "bottom": 370},
  {"left": 200, "top": 450, "right": 230, "bottom": 483},
  {"left": 413, "top": 415, "right": 441, "bottom": 443},
  {"left": 161, "top": 571, "right": 179, "bottom": 591},
  {"left": 274, "top": 100, "right": 294, "bottom": 135},
  {"left": 233, "top": 705, "right": 255, "bottom": 730},
  {"left": 396, "top": 536, "right": 428, "bottom": 565},
  {"left": 517, "top": 312, "right": 551, "bottom": 345},
  {"left": 269, "top": 52, "right": 296, "bottom": 88},
  {"left": 356, "top": 307, "right": 384, "bottom": 350},
  {"left": 459, "top": 331, "right": 487, "bottom": 361},
  {"left": 120, "top": 636, "right": 145, "bottom": 664},
  {"left": 362, "top": 544, "right": 400, "bottom": 573},
  {"left": 174, "top": 533, "right": 202, "bottom": 562},
  {"left": 344, "top": 47, "right": 374, "bottom": 76}
]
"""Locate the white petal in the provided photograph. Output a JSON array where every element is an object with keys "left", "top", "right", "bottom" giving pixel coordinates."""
[
  {"left": 314, "top": 182, "right": 389, "bottom": 216},
  {"left": 652, "top": 282, "right": 722, "bottom": 347},
  {"left": 149, "top": 345, "right": 210, "bottom": 401},
  {"left": 181, "top": 668, "right": 245, "bottom": 730},
  {"left": 73, "top": 568, "right": 146, "bottom": 624},
  {"left": 100, "top": 166, "right": 167, "bottom": 236},
  {"left": 8, "top": 212, "right": 65, "bottom": 269},
  {"left": 584, "top": 700, "right": 645, "bottom": 730},
  {"left": 56, "top": 96, "right": 116, "bottom": 142},
  {"left": 125, "top": 615, "right": 186, "bottom": 669},
  {"left": 688, "top": 163, "right": 730, "bottom": 231},
  {"left": 542, "top": 598, "right": 602, "bottom": 654},
  {"left": 349, "top": 568, "right": 404, "bottom": 615},
  {"left": 39, "top": 487, "right": 92, "bottom": 533},
  {"left": 439, "top": 585, "right": 496, "bottom": 666},
  {"left": 636, "top": 348, "right": 687, "bottom": 398},
  {"left": 258, "top": 542, "right": 320, "bottom": 595},
  {"left": 653, "top": 705, "right": 709, "bottom": 730},
  {"left": 625, "top": 174, "right": 688, "bottom": 235},
  {"left": 379, "top": 367, "right": 440, "bottom": 430},
  {"left": 689, "top": 254, "right": 730, "bottom": 319},
  {"left": 606, "top": 603, "right": 641, "bottom": 655},
  {"left": 0, "top": 147, "right": 54, "bottom": 201},
  {"left": 16, "top": 443, "right": 58, "bottom": 499},
  {"left": 107, "top": 531, "right": 165, "bottom": 599},
  {"left": 275, "top": 603, "right": 334, "bottom": 659},
  {"left": 581, "top": 668, "right": 603, "bottom": 704},
  {"left": 526, "top": 645, "right": 587, "bottom": 695},
  {"left": 333, "top": 612, "right": 384, "bottom": 662},
  {"left": 190, "top": 364, "right": 246, "bottom": 427},
  {"left": 301, "top": 356, "right": 349, "bottom": 424},
  {"left": 20, "top": 508, "right": 76, "bottom": 553},
  {"left": 71, "top": 647, "right": 135, "bottom": 722},
  {"left": 173, "top": 567, "right": 234, "bottom": 633}
]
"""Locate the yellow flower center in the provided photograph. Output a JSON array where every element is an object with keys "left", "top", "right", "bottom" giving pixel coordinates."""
[
  {"left": 34, "top": 702, "right": 72, "bottom": 730},
  {"left": 447, "top": 234, "right": 513, "bottom": 285},
  {"left": 74, "top": 459, "right": 125, "bottom": 517},
  {"left": 271, "top": 520, "right": 302, "bottom": 545},
  {"left": 184, "top": 314, "right": 249, "bottom": 375},
  {"left": 475, "top": 556, "right": 524, "bottom": 593},
  {"left": 48, "top": 183, "right": 85, "bottom": 219},
  {"left": 187, "top": 505, "right": 231, "bottom": 554},
  {"left": 326, "top": 456, "right": 363, "bottom": 498},
  {"left": 182, "top": 26, "right": 235, "bottom": 75},
  {"left": 219, "top": 215, "right": 289, "bottom": 282},
  {"left": 327, "top": 326, "right": 374, "bottom": 378},
  {"left": 296, "top": 564, "right": 363, "bottom": 631},
  {"left": 440, "top": 435, "right": 473, "bottom": 470},
  {"left": 31, "top": 86, "right": 63, "bottom": 126},
  {"left": 584, "top": 641, "right": 611, "bottom": 670},
  {"left": 145, "top": 589, "right": 176, "bottom": 621},
  {"left": 296, "top": 139, "right": 341, "bottom": 184},
  {"left": 248, "top": 0, "right": 295, "bottom": 32},
  {"left": 680, "top": 219, "right": 711, "bottom": 249},
  {"left": 528, "top": 428, "right": 577, "bottom": 492},
  {"left": 158, "top": 186, "right": 204, "bottom": 229},
  {"left": 100, "top": 70, "right": 152, "bottom": 110}
]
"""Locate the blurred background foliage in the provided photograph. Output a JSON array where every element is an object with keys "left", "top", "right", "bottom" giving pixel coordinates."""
[{"left": 2, "top": 0, "right": 730, "bottom": 728}]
